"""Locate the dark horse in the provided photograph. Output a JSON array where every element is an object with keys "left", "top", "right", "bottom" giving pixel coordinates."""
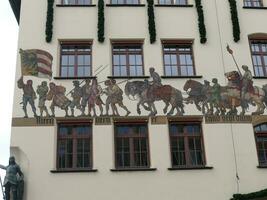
[
  {"left": 125, "top": 81, "right": 184, "bottom": 116},
  {"left": 183, "top": 80, "right": 210, "bottom": 114}
]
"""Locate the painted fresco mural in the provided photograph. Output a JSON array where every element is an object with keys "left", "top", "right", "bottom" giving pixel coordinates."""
[{"left": 17, "top": 49, "right": 267, "bottom": 118}]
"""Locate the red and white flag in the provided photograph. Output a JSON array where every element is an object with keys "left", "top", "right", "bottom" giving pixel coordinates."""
[{"left": 20, "top": 49, "right": 53, "bottom": 79}]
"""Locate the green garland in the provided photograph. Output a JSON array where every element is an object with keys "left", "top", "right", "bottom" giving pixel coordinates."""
[
  {"left": 228, "top": 0, "right": 240, "bottom": 42},
  {"left": 231, "top": 188, "right": 267, "bottom": 200},
  {"left": 194, "top": 0, "right": 207, "bottom": 44},
  {"left": 45, "top": 0, "right": 54, "bottom": 43},
  {"left": 147, "top": 0, "right": 156, "bottom": 44},
  {"left": 98, "top": 0, "right": 105, "bottom": 43}
]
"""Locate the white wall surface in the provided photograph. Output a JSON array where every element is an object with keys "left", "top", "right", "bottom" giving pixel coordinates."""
[{"left": 10, "top": 0, "right": 267, "bottom": 199}]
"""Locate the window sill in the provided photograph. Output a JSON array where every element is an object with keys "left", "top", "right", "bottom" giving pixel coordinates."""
[
  {"left": 243, "top": 6, "right": 267, "bottom": 9},
  {"left": 107, "top": 76, "right": 150, "bottom": 79},
  {"left": 50, "top": 169, "right": 98, "bottom": 173},
  {"left": 56, "top": 4, "right": 97, "bottom": 7},
  {"left": 168, "top": 166, "right": 213, "bottom": 170},
  {"left": 161, "top": 75, "right": 203, "bottom": 79},
  {"left": 253, "top": 76, "right": 267, "bottom": 79},
  {"left": 110, "top": 168, "right": 157, "bottom": 172},
  {"left": 53, "top": 76, "right": 96, "bottom": 80},
  {"left": 106, "top": 4, "right": 146, "bottom": 7},
  {"left": 257, "top": 165, "right": 267, "bottom": 168},
  {"left": 154, "top": 4, "right": 193, "bottom": 7}
]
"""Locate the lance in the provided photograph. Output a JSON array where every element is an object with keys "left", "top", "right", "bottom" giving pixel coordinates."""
[
  {"left": 66, "top": 64, "right": 109, "bottom": 96},
  {"left": 0, "top": 175, "right": 5, "bottom": 200},
  {"left": 226, "top": 44, "right": 242, "bottom": 75}
]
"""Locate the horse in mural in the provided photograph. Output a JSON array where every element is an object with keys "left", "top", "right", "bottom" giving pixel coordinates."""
[
  {"left": 183, "top": 80, "right": 211, "bottom": 114},
  {"left": 183, "top": 71, "right": 267, "bottom": 116},
  {"left": 124, "top": 80, "right": 184, "bottom": 116},
  {"left": 224, "top": 71, "right": 266, "bottom": 115}
]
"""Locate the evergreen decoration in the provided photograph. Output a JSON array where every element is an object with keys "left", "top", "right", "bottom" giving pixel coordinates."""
[
  {"left": 231, "top": 188, "right": 267, "bottom": 200},
  {"left": 194, "top": 0, "right": 207, "bottom": 44},
  {"left": 228, "top": 0, "right": 240, "bottom": 42},
  {"left": 147, "top": 0, "right": 156, "bottom": 44},
  {"left": 98, "top": 0, "right": 105, "bottom": 43},
  {"left": 45, "top": 0, "right": 55, "bottom": 43}
]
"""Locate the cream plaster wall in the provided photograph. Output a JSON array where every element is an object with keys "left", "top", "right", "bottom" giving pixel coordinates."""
[{"left": 10, "top": 0, "right": 267, "bottom": 199}]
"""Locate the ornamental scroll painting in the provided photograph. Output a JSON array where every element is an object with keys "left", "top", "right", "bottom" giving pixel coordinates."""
[{"left": 16, "top": 47, "right": 267, "bottom": 118}]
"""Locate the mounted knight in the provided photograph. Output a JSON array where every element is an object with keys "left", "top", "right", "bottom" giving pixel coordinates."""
[{"left": 125, "top": 68, "right": 184, "bottom": 116}]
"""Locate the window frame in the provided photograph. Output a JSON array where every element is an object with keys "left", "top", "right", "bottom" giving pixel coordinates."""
[
  {"left": 254, "top": 123, "right": 267, "bottom": 167},
  {"left": 158, "top": 0, "right": 188, "bottom": 5},
  {"left": 56, "top": 121, "right": 93, "bottom": 170},
  {"left": 113, "top": 122, "right": 151, "bottom": 169},
  {"left": 61, "top": 0, "right": 92, "bottom": 5},
  {"left": 161, "top": 40, "right": 196, "bottom": 77},
  {"left": 111, "top": 41, "right": 145, "bottom": 77},
  {"left": 59, "top": 41, "right": 93, "bottom": 78},
  {"left": 249, "top": 39, "right": 267, "bottom": 77},
  {"left": 110, "top": 0, "right": 141, "bottom": 4},
  {"left": 243, "top": 0, "right": 263, "bottom": 7},
  {"left": 168, "top": 121, "right": 206, "bottom": 168}
]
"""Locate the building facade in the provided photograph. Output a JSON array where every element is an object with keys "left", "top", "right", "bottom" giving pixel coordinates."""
[{"left": 8, "top": 0, "right": 267, "bottom": 199}]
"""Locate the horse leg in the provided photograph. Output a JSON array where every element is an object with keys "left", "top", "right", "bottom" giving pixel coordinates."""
[
  {"left": 163, "top": 101, "right": 170, "bottom": 114},
  {"left": 98, "top": 104, "right": 104, "bottom": 116},
  {"left": 149, "top": 102, "right": 157, "bottom": 116},
  {"left": 195, "top": 101, "right": 202, "bottom": 111}
]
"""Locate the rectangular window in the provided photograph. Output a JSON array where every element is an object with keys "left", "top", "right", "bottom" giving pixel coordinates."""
[
  {"left": 110, "top": 0, "right": 140, "bottom": 4},
  {"left": 57, "top": 123, "right": 92, "bottom": 170},
  {"left": 60, "top": 42, "right": 92, "bottom": 77},
  {"left": 254, "top": 123, "right": 267, "bottom": 166},
  {"left": 169, "top": 122, "right": 205, "bottom": 168},
  {"left": 112, "top": 43, "right": 144, "bottom": 77},
  {"left": 62, "top": 0, "right": 92, "bottom": 5},
  {"left": 162, "top": 42, "right": 195, "bottom": 76},
  {"left": 114, "top": 123, "right": 150, "bottom": 168},
  {"left": 158, "top": 0, "right": 187, "bottom": 5},
  {"left": 249, "top": 40, "right": 267, "bottom": 77},
  {"left": 244, "top": 0, "right": 263, "bottom": 7}
]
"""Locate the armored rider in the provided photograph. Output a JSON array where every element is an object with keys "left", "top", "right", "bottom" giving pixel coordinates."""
[
  {"left": 241, "top": 65, "right": 253, "bottom": 100},
  {"left": 148, "top": 67, "right": 162, "bottom": 99},
  {"left": 70, "top": 81, "right": 83, "bottom": 117},
  {"left": 17, "top": 76, "right": 38, "bottom": 118},
  {"left": 36, "top": 81, "right": 50, "bottom": 117},
  {"left": 0, "top": 156, "right": 24, "bottom": 200}
]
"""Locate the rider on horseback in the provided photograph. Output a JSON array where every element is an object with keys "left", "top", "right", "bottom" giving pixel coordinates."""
[
  {"left": 148, "top": 67, "right": 162, "bottom": 99},
  {"left": 240, "top": 65, "right": 253, "bottom": 100}
]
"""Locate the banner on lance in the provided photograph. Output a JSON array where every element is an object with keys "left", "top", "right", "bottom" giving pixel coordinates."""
[{"left": 19, "top": 49, "right": 53, "bottom": 79}]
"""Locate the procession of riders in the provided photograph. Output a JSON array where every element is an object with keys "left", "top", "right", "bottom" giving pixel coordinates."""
[{"left": 17, "top": 65, "right": 267, "bottom": 118}]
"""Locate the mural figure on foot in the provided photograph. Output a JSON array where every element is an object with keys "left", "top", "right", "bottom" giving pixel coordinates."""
[
  {"left": 125, "top": 67, "right": 184, "bottom": 116},
  {"left": 36, "top": 81, "right": 50, "bottom": 117},
  {"left": 69, "top": 81, "right": 82, "bottom": 117},
  {"left": 210, "top": 78, "right": 221, "bottom": 115},
  {"left": 104, "top": 79, "right": 131, "bottom": 116},
  {"left": 0, "top": 156, "right": 24, "bottom": 200},
  {"left": 46, "top": 82, "right": 71, "bottom": 117},
  {"left": 88, "top": 79, "right": 104, "bottom": 116},
  {"left": 80, "top": 79, "right": 92, "bottom": 116},
  {"left": 17, "top": 76, "right": 38, "bottom": 118}
]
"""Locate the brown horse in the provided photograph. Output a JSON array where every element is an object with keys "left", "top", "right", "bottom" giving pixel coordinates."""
[{"left": 125, "top": 81, "right": 184, "bottom": 116}]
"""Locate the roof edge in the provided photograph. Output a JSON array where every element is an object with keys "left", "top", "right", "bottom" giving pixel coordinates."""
[{"left": 9, "top": 0, "right": 21, "bottom": 24}]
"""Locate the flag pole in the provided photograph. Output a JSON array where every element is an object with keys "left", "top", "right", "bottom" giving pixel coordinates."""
[{"left": 227, "top": 44, "right": 242, "bottom": 75}]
